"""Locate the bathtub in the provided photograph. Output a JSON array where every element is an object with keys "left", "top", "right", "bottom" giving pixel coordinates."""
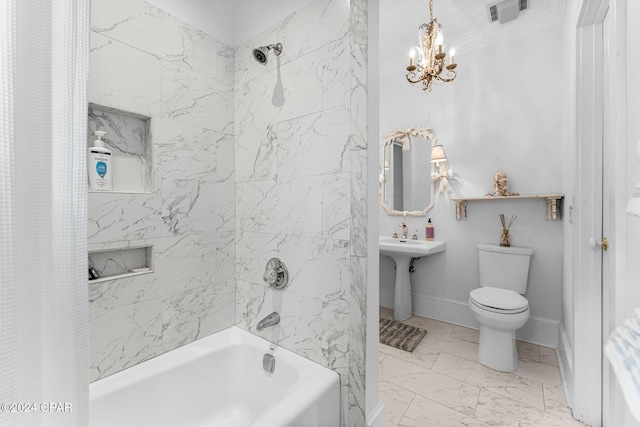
[{"left": 90, "top": 326, "right": 340, "bottom": 427}]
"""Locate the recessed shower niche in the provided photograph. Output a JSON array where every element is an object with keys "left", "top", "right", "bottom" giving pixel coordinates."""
[
  {"left": 88, "top": 104, "right": 152, "bottom": 193},
  {"left": 88, "top": 246, "right": 153, "bottom": 283}
]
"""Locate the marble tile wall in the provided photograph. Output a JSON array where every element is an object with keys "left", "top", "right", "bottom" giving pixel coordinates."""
[
  {"left": 234, "top": 1, "right": 368, "bottom": 425},
  {"left": 87, "top": 0, "right": 235, "bottom": 382}
]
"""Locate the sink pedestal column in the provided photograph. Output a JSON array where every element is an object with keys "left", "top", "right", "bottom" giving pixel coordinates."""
[{"left": 393, "top": 257, "right": 412, "bottom": 321}]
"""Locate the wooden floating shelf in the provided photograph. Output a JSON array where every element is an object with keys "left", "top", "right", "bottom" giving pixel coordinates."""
[{"left": 450, "top": 194, "right": 564, "bottom": 221}]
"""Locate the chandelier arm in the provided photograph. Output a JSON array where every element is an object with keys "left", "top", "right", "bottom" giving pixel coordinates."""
[
  {"left": 434, "top": 71, "right": 457, "bottom": 83},
  {"left": 406, "top": 73, "right": 425, "bottom": 84}
]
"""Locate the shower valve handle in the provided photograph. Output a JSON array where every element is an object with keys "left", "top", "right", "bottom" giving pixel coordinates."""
[{"left": 263, "top": 257, "right": 289, "bottom": 290}]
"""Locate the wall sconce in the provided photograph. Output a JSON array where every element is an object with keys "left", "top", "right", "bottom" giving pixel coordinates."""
[
  {"left": 430, "top": 144, "right": 447, "bottom": 165},
  {"left": 431, "top": 144, "right": 455, "bottom": 193}
]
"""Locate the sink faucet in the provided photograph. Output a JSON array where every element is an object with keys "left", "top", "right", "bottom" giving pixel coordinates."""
[
  {"left": 257, "top": 312, "right": 280, "bottom": 331},
  {"left": 400, "top": 222, "right": 408, "bottom": 239}
]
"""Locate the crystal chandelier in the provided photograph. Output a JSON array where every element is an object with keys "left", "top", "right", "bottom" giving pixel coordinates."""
[{"left": 406, "top": 0, "right": 458, "bottom": 92}]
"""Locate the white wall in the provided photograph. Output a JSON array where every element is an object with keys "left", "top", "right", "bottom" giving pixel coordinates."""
[{"left": 378, "top": 3, "right": 567, "bottom": 347}]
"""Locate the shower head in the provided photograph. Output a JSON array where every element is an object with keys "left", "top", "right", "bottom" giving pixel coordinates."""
[{"left": 252, "top": 43, "right": 283, "bottom": 65}]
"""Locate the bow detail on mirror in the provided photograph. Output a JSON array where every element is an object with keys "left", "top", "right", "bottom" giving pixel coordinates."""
[
  {"left": 431, "top": 165, "right": 455, "bottom": 193},
  {"left": 381, "top": 127, "right": 436, "bottom": 152}
]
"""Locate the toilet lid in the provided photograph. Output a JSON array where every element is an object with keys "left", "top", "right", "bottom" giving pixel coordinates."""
[{"left": 470, "top": 287, "right": 528, "bottom": 312}]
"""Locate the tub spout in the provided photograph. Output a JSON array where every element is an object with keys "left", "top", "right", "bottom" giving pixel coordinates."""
[{"left": 257, "top": 312, "right": 280, "bottom": 331}]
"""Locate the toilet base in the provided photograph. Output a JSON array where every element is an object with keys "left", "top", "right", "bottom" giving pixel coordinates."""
[{"left": 478, "top": 326, "right": 518, "bottom": 372}]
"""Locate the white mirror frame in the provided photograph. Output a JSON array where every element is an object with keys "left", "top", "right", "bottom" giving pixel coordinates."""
[{"left": 380, "top": 127, "right": 436, "bottom": 217}]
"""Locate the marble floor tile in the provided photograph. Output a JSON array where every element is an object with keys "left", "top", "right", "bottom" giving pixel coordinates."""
[
  {"left": 378, "top": 380, "right": 415, "bottom": 426},
  {"left": 399, "top": 393, "right": 490, "bottom": 427},
  {"left": 380, "top": 341, "right": 440, "bottom": 369},
  {"left": 378, "top": 310, "right": 589, "bottom": 427},
  {"left": 451, "top": 325, "right": 480, "bottom": 344},
  {"left": 540, "top": 345, "right": 559, "bottom": 366},
  {"left": 517, "top": 340, "right": 541, "bottom": 362},
  {"left": 380, "top": 355, "right": 481, "bottom": 417}
]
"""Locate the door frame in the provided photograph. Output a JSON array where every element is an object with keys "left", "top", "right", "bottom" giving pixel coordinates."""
[
  {"left": 572, "top": 0, "right": 608, "bottom": 424},
  {"left": 573, "top": 0, "right": 627, "bottom": 425}
]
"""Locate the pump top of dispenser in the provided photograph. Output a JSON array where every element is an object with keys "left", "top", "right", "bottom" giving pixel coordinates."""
[{"left": 93, "top": 130, "right": 106, "bottom": 148}]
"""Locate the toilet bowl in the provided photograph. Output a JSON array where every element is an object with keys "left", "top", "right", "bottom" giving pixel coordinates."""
[{"left": 468, "top": 244, "right": 533, "bottom": 372}]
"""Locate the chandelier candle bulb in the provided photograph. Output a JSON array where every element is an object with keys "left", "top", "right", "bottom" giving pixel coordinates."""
[
  {"left": 409, "top": 48, "right": 415, "bottom": 66},
  {"left": 449, "top": 48, "right": 455, "bottom": 64}
]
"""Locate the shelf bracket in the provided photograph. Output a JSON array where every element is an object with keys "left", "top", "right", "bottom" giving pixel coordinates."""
[
  {"left": 455, "top": 200, "right": 467, "bottom": 220},
  {"left": 545, "top": 197, "right": 562, "bottom": 221}
]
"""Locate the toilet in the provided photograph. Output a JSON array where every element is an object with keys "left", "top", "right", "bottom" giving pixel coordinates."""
[{"left": 469, "top": 243, "right": 533, "bottom": 372}]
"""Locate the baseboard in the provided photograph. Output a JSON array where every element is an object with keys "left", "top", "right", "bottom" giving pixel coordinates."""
[
  {"left": 380, "top": 286, "right": 559, "bottom": 348},
  {"left": 557, "top": 323, "right": 574, "bottom": 408},
  {"left": 366, "top": 401, "right": 384, "bottom": 427}
]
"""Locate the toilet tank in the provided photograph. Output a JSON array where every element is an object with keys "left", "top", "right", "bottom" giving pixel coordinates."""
[{"left": 477, "top": 244, "right": 533, "bottom": 294}]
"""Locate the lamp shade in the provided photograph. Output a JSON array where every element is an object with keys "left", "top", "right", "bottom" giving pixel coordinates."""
[{"left": 431, "top": 145, "right": 447, "bottom": 163}]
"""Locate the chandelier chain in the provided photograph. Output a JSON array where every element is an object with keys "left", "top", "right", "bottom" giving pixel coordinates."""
[{"left": 429, "top": 0, "right": 433, "bottom": 21}]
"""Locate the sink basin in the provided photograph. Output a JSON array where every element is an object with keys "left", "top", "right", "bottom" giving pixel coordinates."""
[
  {"left": 379, "top": 237, "right": 446, "bottom": 258},
  {"left": 379, "top": 237, "right": 446, "bottom": 321}
]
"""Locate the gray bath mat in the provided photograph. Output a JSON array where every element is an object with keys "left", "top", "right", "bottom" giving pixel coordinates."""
[{"left": 379, "top": 318, "right": 427, "bottom": 352}]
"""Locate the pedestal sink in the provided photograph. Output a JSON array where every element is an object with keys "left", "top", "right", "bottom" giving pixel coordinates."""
[{"left": 379, "top": 237, "right": 446, "bottom": 321}]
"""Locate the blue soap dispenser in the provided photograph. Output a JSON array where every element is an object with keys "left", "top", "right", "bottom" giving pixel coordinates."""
[{"left": 88, "top": 130, "right": 112, "bottom": 191}]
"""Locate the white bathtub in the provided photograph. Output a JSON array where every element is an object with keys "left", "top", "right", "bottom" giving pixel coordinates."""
[{"left": 90, "top": 326, "right": 340, "bottom": 427}]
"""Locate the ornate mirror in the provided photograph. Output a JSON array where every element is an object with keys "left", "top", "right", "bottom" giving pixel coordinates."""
[{"left": 380, "top": 127, "right": 436, "bottom": 216}]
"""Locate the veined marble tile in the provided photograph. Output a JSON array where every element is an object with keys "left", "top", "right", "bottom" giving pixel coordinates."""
[
  {"left": 161, "top": 180, "right": 234, "bottom": 236},
  {"left": 161, "top": 60, "right": 233, "bottom": 134},
  {"left": 88, "top": 192, "right": 163, "bottom": 243},
  {"left": 89, "top": 272, "right": 159, "bottom": 321},
  {"left": 426, "top": 337, "right": 480, "bottom": 362},
  {"left": 322, "top": 36, "right": 351, "bottom": 110},
  {"left": 276, "top": 106, "right": 350, "bottom": 179},
  {"left": 540, "top": 346, "right": 559, "bottom": 366},
  {"left": 91, "top": 0, "right": 218, "bottom": 81},
  {"left": 216, "top": 131, "right": 235, "bottom": 183},
  {"left": 348, "top": 255, "right": 367, "bottom": 427},
  {"left": 235, "top": 0, "right": 348, "bottom": 84},
  {"left": 236, "top": 177, "right": 322, "bottom": 237},
  {"left": 216, "top": 40, "right": 235, "bottom": 87},
  {"left": 451, "top": 325, "right": 480, "bottom": 344},
  {"left": 154, "top": 119, "right": 220, "bottom": 184},
  {"left": 400, "top": 393, "right": 491, "bottom": 427},
  {"left": 516, "top": 357, "right": 563, "bottom": 387},
  {"left": 235, "top": 24, "right": 284, "bottom": 85},
  {"left": 281, "top": 0, "right": 350, "bottom": 64},
  {"left": 152, "top": 234, "right": 216, "bottom": 296},
  {"left": 236, "top": 231, "right": 349, "bottom": 298},
  {"left": 378, "top": 380, "right": 415, "bottom": 426},
  {"left": 234, "top": 124, "right": 278, "bottom": 183},
  {"left": 350, "top": 150, "right": 368, "bottom": 257},
  {"left": 517, "top": 340, "right": 541, "bottom": 362},
  {"left": 161, "top": 281, "right": 235, "bottom": 352},
  {"left": 431, "top": 352, "right": 545, "bottom": 411},
  {"left": 349, "top": 41, "right": 368, "bottom": 151},
  {"left": 89, "top": 298, "right": 163, "bottom": 382},
  {"left": 235, "top": 47, "right": 324, "bottom": 131},
  {"left": 475, "top": 389, "right": 546, "bottom": 426},
  {"left": 210, "top": 234, "right": 232, "bottom": 287},
  {"left": 323, "top": 173, "right": 350, "bottom": 240},
  {"left": 89, "top": 32, "right": 161, "bottom": 117},
  {"left": 350, "top": 0, "right": 368, "bottom": 46},
  {"left": 234, "top": 279, "right": 349, "bottom": 379},
  {"left": 88, "top": 106, "right": 152, "bottom": 193},
  {"left": 379, "top": 342, "right": 440, "bottom": 369},
  {"left": 380, "top": 355, "right": 481, "bottom": 417}
]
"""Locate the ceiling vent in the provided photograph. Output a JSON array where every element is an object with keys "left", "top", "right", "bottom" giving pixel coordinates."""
[{"left": 488, "top": 0, "right": 528, "bottom": 24}]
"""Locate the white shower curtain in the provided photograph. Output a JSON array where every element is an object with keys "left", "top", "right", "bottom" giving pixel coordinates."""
[{"left": 0, "top": 0, "right": 89, "bottom": 425}]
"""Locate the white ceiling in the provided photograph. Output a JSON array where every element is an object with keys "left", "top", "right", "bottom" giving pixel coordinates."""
[{"left": 147, "top": 0, "right": 315, "bottom": 46}]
